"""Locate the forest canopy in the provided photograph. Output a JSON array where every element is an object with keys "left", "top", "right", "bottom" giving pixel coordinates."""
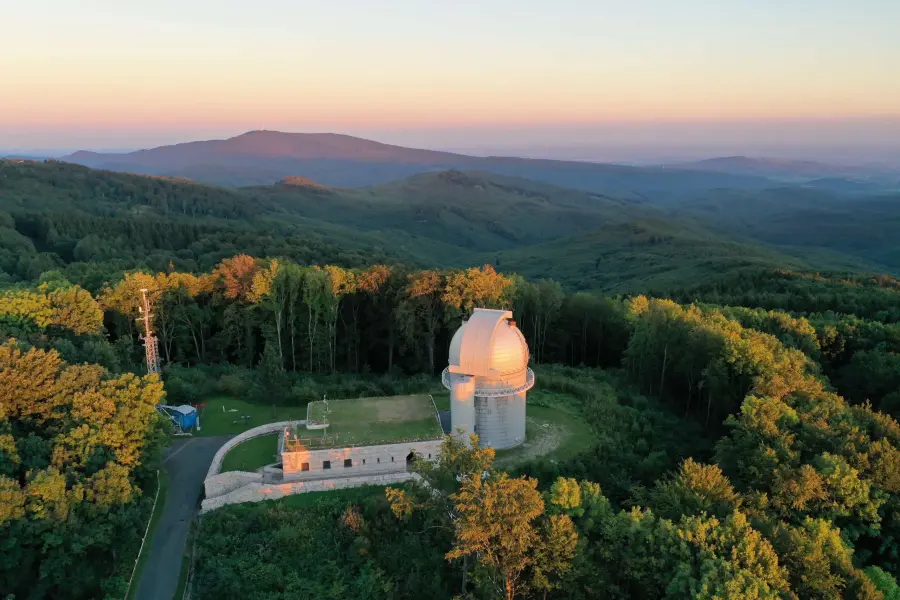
[
  {"left": 0, "top": 341, "right": 165, "bottom": 599},
  {"left": 2, "top": 160, "right": 900, "bottom": 599}
]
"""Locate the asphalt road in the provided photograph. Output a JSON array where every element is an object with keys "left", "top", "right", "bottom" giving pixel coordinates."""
[{"left": 133, "top": 435, "right": 231, "bottom": 600}]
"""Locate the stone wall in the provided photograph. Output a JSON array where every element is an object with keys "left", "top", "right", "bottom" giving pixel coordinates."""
[
  {"left": 205, "top": 420, "right": 304, "bottom": 480},
  {"left": 201, "top": 471, "right": 418, "bottom": 513},
  {"left": 281, "top": 439, "right": 443, "bottom": 481},
  {"left": 204, "top": 471, "right": 263, "bottom": 499}
]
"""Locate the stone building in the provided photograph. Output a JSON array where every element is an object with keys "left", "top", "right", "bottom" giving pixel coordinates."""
[{"left": 280, "top": 437, "right": 443, "bottom": 480}]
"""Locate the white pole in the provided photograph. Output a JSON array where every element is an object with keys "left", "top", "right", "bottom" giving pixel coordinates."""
[{"left": 123, "top": 470, "right": 161, "bottom": 599}]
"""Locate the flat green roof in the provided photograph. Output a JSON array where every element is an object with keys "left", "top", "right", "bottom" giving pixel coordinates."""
[{"left": 292, "top": 394, "right": 443, "bottom": 450}]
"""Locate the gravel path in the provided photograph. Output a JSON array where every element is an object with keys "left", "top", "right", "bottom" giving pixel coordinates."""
[
  {"left": 133, "top": 435, "right": 231, "bottom": 600},
  {"left": 494, "top": 417, "right": 569, "bottom": 468}
]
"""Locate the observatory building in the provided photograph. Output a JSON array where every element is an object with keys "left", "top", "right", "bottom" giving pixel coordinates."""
[
  {"left": 201, "top": 308, "right": 534, "bottom": 513},
  {"left": 442, "top": 308, "right": 535, "bottom": 449}
]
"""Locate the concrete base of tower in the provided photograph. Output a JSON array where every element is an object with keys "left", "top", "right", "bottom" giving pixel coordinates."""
[
  {"left": 473, "top": 392, "right": 526, "bottom": 450},
  {"left": 450, "top": 374, "right": 476, "bottom": 442}
]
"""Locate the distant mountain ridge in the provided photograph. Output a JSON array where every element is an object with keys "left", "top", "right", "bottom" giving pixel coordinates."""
[
  {"left": 665, "top": 155, "right": 899, "bottom": 188},
  {"left": 60, "top": 130, "right": 780, "bottom": 199},
  {"left": 666, "top": 156, "right": 855, "bottom": 177},
  {"left": 65, "top": 131, "right": 469, "bottom": 166}
]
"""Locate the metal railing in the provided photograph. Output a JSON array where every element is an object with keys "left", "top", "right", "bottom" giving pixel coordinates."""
[{"left": 441, "top": 367, "right": 535, "bottom": 397}]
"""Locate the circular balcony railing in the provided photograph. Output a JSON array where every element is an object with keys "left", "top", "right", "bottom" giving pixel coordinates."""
[{"left": 441, "top": 367, "right": 535, "bottom": 397}]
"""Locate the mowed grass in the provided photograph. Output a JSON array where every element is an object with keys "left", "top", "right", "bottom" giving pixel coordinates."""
[
  {"left": 494, "top": 390, "right": 594, "bottom": 468},
  {"left": 221, "top": 434, "right": 280, "bottom": 473},
  {"left": 300, "top": 395, "right": 442, "bottom": 448},
  {"left": 431, "top": 391, "right": 450, "bottom": 412},
  {"left": 194, "top": 396, "right": 307, "bottom": 436},
  {"left": 425, "top": 389, "right": 592, "bottom": 467}
]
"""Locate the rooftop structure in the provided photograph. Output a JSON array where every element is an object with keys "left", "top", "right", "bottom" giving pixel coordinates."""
[
  {"left": 279, "top": 394, "right": 444, "bottom": 484},
  {"left": 442, "top": 308, "right": 535, "bottom": 449},
  {"left": 287, "top": 394, "right": 442, "bottom": 451}
]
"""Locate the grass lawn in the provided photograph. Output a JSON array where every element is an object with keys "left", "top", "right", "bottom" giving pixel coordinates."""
[
  {"left": 297, "top": 395, "right": 442, "bottom": 448},
  {"left": 126, "top": 470, "right": 169, "bottom": 600},
  {"left": 275, "top": 484, "right": 389, "bottom": 509},
  {"left": 221, "top": 434, "right": 279, "bottom": 472},
  {"left": 411, "top": 389, "right": 593, "bottom": 467},
  {"left": 431, "top": 391, "right": 450, "bottom": 412},
  {"left": 494, "top": 390, "right": 594, "bottom": 468},
  {"left": 193, "top": 396, "right": 308, "bottom": 436}
]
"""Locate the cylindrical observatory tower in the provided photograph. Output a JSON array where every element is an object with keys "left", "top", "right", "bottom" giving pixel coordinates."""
[{"left": 442, "top": 308, "right": 535, "bottom": 449}]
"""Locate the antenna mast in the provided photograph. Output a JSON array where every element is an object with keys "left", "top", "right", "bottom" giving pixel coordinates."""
[{"left": 137, "top": 288, "right": 160, "bottom": 375}]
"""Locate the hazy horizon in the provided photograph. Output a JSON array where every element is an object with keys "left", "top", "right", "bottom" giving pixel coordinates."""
[
  {"left": 3, "top": 0, "right": 899, "bottom": 165},
  {"left": 4, "top": 117, "right": 900, "bottom": 167}
]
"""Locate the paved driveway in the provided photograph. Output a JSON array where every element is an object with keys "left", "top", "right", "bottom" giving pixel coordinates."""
[{"left": 133, "top": 435, "right": 231, "bottom": 600}]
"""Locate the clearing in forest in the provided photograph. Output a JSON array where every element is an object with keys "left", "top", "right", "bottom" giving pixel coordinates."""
[
  {"left": 194, "top": 397, "right": 308, "bottom": 436},
  {"left": 494, "top": 392, "right": 594, "bottom": 468},
  {"left": 299, "top": 394, "right": 443, "bottom": 448}
]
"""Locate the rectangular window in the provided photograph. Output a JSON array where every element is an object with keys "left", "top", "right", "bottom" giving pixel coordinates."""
[
  {"left": 377, "top": 457, "right": 380, "bottom": 463},
  {"left": 301, "top": 462, "right": 310, "bottom": 472},
  {"left": 323, "top": 460, "right": 331, "bottom": 470},
  {"left": 344, "top": 458, "right": 352, "bottom": 468}
]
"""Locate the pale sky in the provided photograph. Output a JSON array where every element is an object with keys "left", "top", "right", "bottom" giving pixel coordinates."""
[{"left": 2, "top": 0, "right": 899, "bottom": 157}]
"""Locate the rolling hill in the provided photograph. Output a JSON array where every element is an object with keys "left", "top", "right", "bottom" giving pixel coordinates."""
[
  {"left": 60, "top": 130, "right": 778, "bottom": 200},
  {"left": 3, "top": 159, "right": 894, "bottom": 294},
  {"left": 4, "top": 158, "right": 899, "bottom": 293},
  {"left": 665, "top": 156, "right": 862, "bottom": 179},
  {"left": 671, "top": 187, "right": 900, "bottom": 270},
  {"left": 665, "top": 156, "right": 900, "bottom": 192},
  {"left": 244, "top": 170, "right": 658, "bottom": 252},
  {"left": 492, "top": 216, "right": 876, "bottom": 293}
]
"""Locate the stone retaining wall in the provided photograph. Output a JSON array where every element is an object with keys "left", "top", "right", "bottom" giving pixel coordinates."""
[
  {"left": 201, "top": 471, "right": 417, "bottom": 513},
  {"left": 204, "top": 471, "right": 263, "bottom": 499},
  {"left": 205, "top": 420, "right": 304, "bottom": 480}
]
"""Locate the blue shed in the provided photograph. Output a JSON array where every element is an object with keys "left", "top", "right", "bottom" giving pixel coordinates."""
[
  {"left": 157, "top": 404, "right": 198, "bottom": 432},
  {"left": 172, "top": 405, "right": 198, "bottom": 429}
]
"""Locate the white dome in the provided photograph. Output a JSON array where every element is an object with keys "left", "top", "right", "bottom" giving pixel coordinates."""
[
  {"left": 444, "top": 308, "right": 534, "bottom": 451},
  {"left": 449, "top": 322, "right": 466, "bottom": 366},
  {"left": 448, "top": 309, "right": 529, "bottom": 376},
  {"left": 488, "top": 323, "right": 529, "bottom": 374}
]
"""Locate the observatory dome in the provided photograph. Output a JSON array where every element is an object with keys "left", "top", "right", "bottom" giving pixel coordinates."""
[
  {"left": 448, "top": 315, "right": 529, "bottom": 375},
  {"left": 443, "top": 308, "right": 535, "bottom": 450}
]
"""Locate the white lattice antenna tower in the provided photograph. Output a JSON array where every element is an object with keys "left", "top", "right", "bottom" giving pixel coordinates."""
[{"left": 137, "top": 288, "right": 160, "bottom": 375}]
